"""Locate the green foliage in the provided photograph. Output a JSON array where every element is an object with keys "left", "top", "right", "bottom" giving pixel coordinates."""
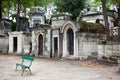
[
  {"left": 11, "top": 21, "right": 21, "bottom": 31},
  {"left": 1, "top": 0, "right": 53, "bottom": 31},
  {"left": 109, "top": 0, "right": 120, "bottom": 5},
  {"left": 54, "top": 0, "right": 87, "bottom": 20},
  {"left": 2, "top": 0, "right": 52, "bottom": 17},
  {"left": 11, "top": 22, "right": 16, "bottom": 31},
  {"left": 21, "top": 0, "right": 34, "bottom": 8},
  {"left": 33, "top": 0, "right": 52, "bottom": 7},
  {"left": 91, "top": 0, "right": 101, "bottom": 5},
  {"left": 92, "top": 0, "right": 120, "bottom": 8},
  {"left": 2, "top": 0, "right": 14, "bottom": 17},
  {"left": 91, "top": 0, "right": 111, "bottom": 9}
]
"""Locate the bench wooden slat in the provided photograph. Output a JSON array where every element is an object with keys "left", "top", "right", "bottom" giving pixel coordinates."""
[{"left": 22, "top": 56, "right": 34, "bottom": 61}]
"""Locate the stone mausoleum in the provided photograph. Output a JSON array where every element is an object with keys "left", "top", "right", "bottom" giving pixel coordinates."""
[
  {"left": 8, "top": 31, "right": 31, "bottom": 54},
  {"left": 8, "top": 7, "right": 105, "bottom": 60},
  {"left": 51, "top": 14, "right": 104, "bottom": 59},
  {"left": 28, "top": 7, "right": 104, "bottom": 59}
]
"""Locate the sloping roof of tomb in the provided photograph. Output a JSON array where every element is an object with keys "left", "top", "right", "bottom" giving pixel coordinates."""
[
  {"left": 82, "top": 10, "right": 116, "bottom": 17},
  {"left": 0, "top": 18, "right": 12, "bottom": 29},
  {"left": 19, "top": 17, "right": 28, "bottom": 20},
  {"left": 1, "top": 18, "right": 12, "bottom": 22},
  {"left": 8, "top": 31, "right": 32, "bottom": 36},
  {"left": 8, "top": 31, "right": 23, "bottom": 35},
  {"left": 33, "top": 24, "right": 51, "bottom": 30},
  {"left": 81, "top": 12, "right": 102, "bottom": 17},
  {"left": 23, "top": 32, "right": 32, "bottom": 36},
  {"left": 76, "top": 21, "right": 105, "bottom": 32},
  {"left": 0, "top": 35, "right": 6, "bottom": 37},
  {"left": 51, "top": 13, "right": 70, "bottom": 17}
]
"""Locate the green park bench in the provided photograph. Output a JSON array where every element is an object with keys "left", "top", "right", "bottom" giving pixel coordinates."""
[{"left": 15, "top": 56, "right": 34, "bottom": 75}]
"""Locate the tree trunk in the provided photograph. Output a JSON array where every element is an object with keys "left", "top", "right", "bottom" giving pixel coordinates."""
[
  {"left": 101, "top": 0, "right": 109, "bottom": 28},
  {"left": 16, "top": 0, "right": 20, "bottom": 31},
  {"left": 23, "top": 8, "right": 26, "bottom": 17},
  {"left": 118, "top": 3, "right": 120, "bottom": 19},
  {"left": 7, "top": 8, "right": 10, "bottom": 19},
  {"left": 0, "top": 0, "right": 2, "bottom": 20},
  {"left": 101, "top": 0, "right": 110, "bottom": 41}
]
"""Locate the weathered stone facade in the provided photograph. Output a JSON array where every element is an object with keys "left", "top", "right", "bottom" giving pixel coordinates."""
[
  {"left": 81, "top": 10, "right": 116, "bottom": 28},
  {"left": 0, "top": 35, "right": 8, "bottom": 53},
  {"left": 28, "top": 12, "right": 103, "bottom": 59},
  {"left": 6, "top": 6, "right": 117, "bottom": 61},
  {"left": 7, "top": 13, "right": 104, "bottom": 60},
  {"left": 50, "top": 14, "right": 99, "bottom": 59},
  {"left": 0, "top": 19, "right": 12, "bottom": 35},
  {"left": 98, "top": 44, "right": 120, "bottom": 61},
  {"left": 8, "top": 31, "right": 31, "bottom": 54},
  {"left": 29, "top": 7, "right": 45, "bottom": 28},
  {"left": 31, "top": 25, "right": 51, "bottom": 58},
  {"left": 19, "top": 17, "right": 29, "bottom": 32},
  {"left": 0, "top": 19, "right": 12, "bottom": 54}
]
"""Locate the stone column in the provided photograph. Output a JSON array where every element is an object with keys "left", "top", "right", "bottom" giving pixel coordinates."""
[
  {"left": 9, "top": 35, "right": 13, "bottom": 53},
  {"left": 17, "top": 34, "right": 22, "bottom": 53},
  {"left": 74, "top": 32, "right": 80, "bottom": 58}
]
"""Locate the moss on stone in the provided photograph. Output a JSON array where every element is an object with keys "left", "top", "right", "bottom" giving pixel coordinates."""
[{"left": 77, "top": 21, "right": 105, "bottom": 33}]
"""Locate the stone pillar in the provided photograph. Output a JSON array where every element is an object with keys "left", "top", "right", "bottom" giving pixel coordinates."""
[
  {"left": 17, "top": 34, "right": 22, "bottom": 53},
  {"left": 74, "top": 32, "right": 80, "bottom": 58},
  {"left": 62, "top": 33, "right": 67, "bottom": 57},
  {"left": 9, "top": 35, "right": 13, "bottom": 53},
  {"left": 32, "top": 31, "right": 35, "bottom": 51}
]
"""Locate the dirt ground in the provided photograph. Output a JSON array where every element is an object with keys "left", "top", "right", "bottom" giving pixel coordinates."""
[{"left": 0, "top": 54, "right": 120, "bottom": 80}]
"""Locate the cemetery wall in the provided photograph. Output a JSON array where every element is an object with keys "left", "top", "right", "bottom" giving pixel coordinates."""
[
  {"left": 98, "top": 44, "right": 120, "bottom": 58},
  {"left": 0, "top": 36, "right": 8, "bottom": 53},
  {"left": 78, "top": 33, "right": 98, "bottom": 57}
]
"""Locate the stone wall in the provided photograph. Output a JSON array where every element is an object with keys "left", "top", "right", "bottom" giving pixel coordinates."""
[
  {"left": 23, "top": 35, "right": 31, "bottom": 54},
  {"left": 0, "top": 36, "right": 8, "bottom": 53},
  {"left": 0, "top": 30, "right": 4, "bottom": 35},
  {"left": 98, "top": 44, "right": 120, "bottom": 57},
  {"left": 8, "top": 32, "right": 23, "bottom": 54},
  {"left": 8, "top": 32, "right": 32, "bottom": 54},
  {"left": 78, "top": 33, "right": 98, "bottom": 57},
  {"left": 44, "top": 29, "right": 51, "bottom": 57},
  {"left": 82, "top": 12, "right": 114, "bottom": 28},
  {"left": 52, "top": 20, "right": 67, "bottom": 28}
]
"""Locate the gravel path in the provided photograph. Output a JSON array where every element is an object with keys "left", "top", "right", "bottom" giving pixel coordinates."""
[{"left": 0, "top": 55, "right": 120, "bottom": 80}]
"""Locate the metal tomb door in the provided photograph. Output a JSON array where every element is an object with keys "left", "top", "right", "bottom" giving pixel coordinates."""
[
  {"left": 67, "top": 28, "right": 74, "bottom": 55},
  {"left": 13, "top": 37, "right": 17, "bottom": 52},
  {"left": 54, "top": 37, "right": 58, "bottom": 57}
]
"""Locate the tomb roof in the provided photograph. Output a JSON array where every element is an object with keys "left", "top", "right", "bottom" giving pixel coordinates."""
[
  {"left": 76, "top": 21, "right": 105, "bottom": 33},
  {"left": 30, "top": 7, "right": 45, "bottom": 16}
]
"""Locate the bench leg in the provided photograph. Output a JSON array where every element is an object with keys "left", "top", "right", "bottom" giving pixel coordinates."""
[
  {"left": 15, "top": 65, "right": 18, "bottom": 71},
  {"left": 28, "top": 68, "right": 32, "bottom": 75},
  {"left": 21, "top": 68, "right": 25, "bottom": 76}
]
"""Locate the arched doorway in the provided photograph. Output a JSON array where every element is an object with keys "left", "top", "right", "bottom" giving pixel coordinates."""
[
  {"left": 67, "top": 28, "right": 74, "bottom": 55},
  {"left": 38, "top": 34, "right": 43, "bottom": 55}
]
